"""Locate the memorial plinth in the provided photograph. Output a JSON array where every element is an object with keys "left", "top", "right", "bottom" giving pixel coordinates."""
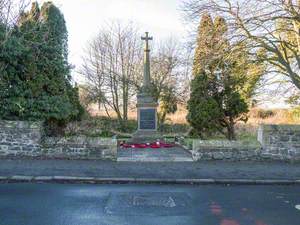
[{"left": 130, "top": 32, "right": 161, "bottom": 143}]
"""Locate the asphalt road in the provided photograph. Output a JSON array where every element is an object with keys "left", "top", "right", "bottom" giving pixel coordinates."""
[{"left": 0, "top": 183, "right": 299, "bottom": 225}]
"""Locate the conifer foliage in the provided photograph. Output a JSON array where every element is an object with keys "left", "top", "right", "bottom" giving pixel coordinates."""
[
  {"left": 0, "top": 2, "right": 83, "bottom": 135},
  {"left": 187, "top": 14, "right": 251, "bottom": 140}
]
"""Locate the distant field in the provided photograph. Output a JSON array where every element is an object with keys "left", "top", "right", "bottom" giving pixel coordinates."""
[
  {"left": 88, "top": 104, "right": 300, "bottom": 125},
  {"left": 87, "top": 104, "right": 188, "bottom": 124},
  {"left": 79, "top": 104, "right": 300, "bottom": 140}
]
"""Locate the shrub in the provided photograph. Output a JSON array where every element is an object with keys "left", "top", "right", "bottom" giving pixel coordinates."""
[
  {"left": 187, "top": 72, "right": 248, "bottom": 140},
  {"left": 291, "top": 107, "right": 300, "bottom": 121},
  {"left": 256, "top": 109, "right": 275, "bottom": 119},
  {"left": 0, "top": 2, "right": 84, "bottom": 136}
]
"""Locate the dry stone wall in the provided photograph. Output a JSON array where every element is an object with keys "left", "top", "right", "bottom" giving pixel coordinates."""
[
  {"left": 42, "top": 136, "right": 117, "bottom": 160},
  {"left": 191, "top": 125, "right": 300, "bottom": 162},
  {"left": 258, "top": 125, "right": 300, "bottom": 161},
  {"left": 0, "top": 120, "right": 117, "bottom": 160},
  {"left": 1, "top": 120, "right": 300, "bottom": 162},
  {"left": 191, "top": 140, "right": 262, "bottom": 161},
  {"left": 0, "top": 121, "right": 42, "bottom": 157}
]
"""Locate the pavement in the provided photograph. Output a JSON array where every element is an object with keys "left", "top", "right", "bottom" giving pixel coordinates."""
[
  {"left": 0, "top": 183, "right": 299, "bottom": 225},
  {"left": 0, "top": 159, "right": 300, "bottom": 184},
  {"left": 117, "top": 146, "right": 193, "bottom": 162}
]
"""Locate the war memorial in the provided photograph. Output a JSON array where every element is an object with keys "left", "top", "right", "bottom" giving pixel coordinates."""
[
  {"left": 131, "top": 32, "right": 160, "bottom": 143},
  {"left": 0, "top": 1, "right": 300, "bottom": 224}
]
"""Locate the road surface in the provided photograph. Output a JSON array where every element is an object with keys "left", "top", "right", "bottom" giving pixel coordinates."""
[{"left": 0, "top": 183, "right": 299, "bottom": 225}]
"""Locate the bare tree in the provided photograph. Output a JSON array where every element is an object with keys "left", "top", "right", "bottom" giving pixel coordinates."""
[
  {"left": 151, "top": 39, "right": 180, "bottom": 101},
  {"left": 0, "top": 0, "right": 30, "bottom": 82},
  {"left": 182, "top": 0, "right": 300, "bottom": 94},
  {"left": 0, "top": 0, "right": 29, "bottom": 32},
  {"left": 81, "top": 23, "right": 188, "bottom": 125},
  {"left": 80, "top": 22, "right": 142, "bottom": 124},
  {"left": 149, "top": 38, "right": 187, "bottom": 124}
]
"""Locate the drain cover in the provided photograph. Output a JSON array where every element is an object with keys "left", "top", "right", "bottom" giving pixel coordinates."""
[{"left": 104, "top": 192, "right": 191, "bottom": 216}]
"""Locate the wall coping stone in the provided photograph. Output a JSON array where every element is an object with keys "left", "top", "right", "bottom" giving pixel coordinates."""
[
  {"left": 42, "top": 136, "right": 117, "bottom": 147},
  {"left": 0, "top": 120, "right": 42, "bottom": 130},
  {"left": 259, "top": 124, "right": 300, "bottom": 131},
  {"left": 193, "top": 139, "right": 261, "bottom": 151}
]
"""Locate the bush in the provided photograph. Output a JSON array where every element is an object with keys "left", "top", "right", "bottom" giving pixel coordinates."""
[
  {"left": 256, "top": 109, "right": 275, "bottom": 119},
  {"left": 187, "top": 72, "right": 248, "bottom": 140},
  {"left": 291, "top": 107, "right": 300, "bottom": 121},
  {"left": 159, "top": 123, "right": 190, "bottom": 134},
  {"left": 0, "top": 2, "right": 84, "bottom": 136},
  {"left": 64, "top": 116, "right": 137, "bottom": 137}
]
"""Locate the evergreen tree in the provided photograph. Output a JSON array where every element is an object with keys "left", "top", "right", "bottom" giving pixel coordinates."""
[
  {"left": 0, "top": 2, "right": 84, "bottom": 135},
  {"left": 192, "top": 13, "right": 214, "bottom": 76},
  {"left": 187, "top": 14, "right": 250, "bottom": 140},
  {"left": 187, "top": 72, "right": 222, "bottom": 138},
  {"left": 230, "top": 42, "right": 264, "bottom": 104},
  {"left": 0, "top": 21, "right": 29, "bottom": 120}
]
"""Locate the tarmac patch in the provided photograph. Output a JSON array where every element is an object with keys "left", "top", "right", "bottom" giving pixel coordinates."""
[{"left": 104, "top": 192, "right": 192, "bottom": 216}]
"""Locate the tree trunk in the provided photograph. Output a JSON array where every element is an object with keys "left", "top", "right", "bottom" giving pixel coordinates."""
[
  {"left": 226, "top": 119, "right": 236, "bottom": 140},
  {"left": 159, "top": 111, "right": 167, "bottom": 126}
]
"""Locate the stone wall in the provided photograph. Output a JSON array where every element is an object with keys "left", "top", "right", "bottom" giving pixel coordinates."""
[
  {"left": 42, "top": 136, "right": 117, "bottom": 160},
  {"left": 191, "top": 140, "right": 262, "bottom": 161},
  {"left": 2, "top": 120, "right": 300, "bottom": 162},
  {"left": 0, "top": 120, "right": 42, "bottom": 157},
  {"left": 258, "top": 125, "right": 300, "bottom": 161},
  {"left": 191, "top": 125, "right": 300, "bottom": 162},
  {"left": 0, "top": 120, "right": 117, "bottom": 160}
]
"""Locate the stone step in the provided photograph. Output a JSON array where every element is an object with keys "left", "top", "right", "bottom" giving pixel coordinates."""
[
  {"left": 117, "top": 156, "right": 194, "bottom": 162},
  {"left": 117, "top": 146, "right": 193, "bottom": 162}
]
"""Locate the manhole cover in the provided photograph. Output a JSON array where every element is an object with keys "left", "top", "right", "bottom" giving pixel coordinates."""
[{"left": 104, "top": 192, "right": 192, "bottom": 216}]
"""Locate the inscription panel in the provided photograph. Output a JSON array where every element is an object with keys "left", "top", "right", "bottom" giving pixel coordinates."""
[{"left": 139, "top": 109, "right": 156, "bottom": 130}]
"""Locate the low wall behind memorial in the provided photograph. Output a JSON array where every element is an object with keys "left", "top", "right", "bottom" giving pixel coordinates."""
[
  {"left": 0, "top": 120, "right": 42, "bottom": 157},
  {"left": 0, "top": 120, "right": 117, "bottom": 160},
  {"left": 191, "top": 125, "right": 300, "bottom": 162},
  {"left": 191, "top": 140, "right": 262, "bottom": 161},
  {"left": 1, "top": 120, "right": 300, "bottom": 162},
  {"left": 258, "top": 124, "right": 300, "bottom": 161}
]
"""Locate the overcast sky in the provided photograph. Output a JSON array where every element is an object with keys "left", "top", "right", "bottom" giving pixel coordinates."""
[{"left": 38, "top": 0, "right": 187, "bottom": 82}]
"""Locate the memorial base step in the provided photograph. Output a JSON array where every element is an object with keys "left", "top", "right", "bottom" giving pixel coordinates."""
[{"left": 117, "top": 146, "right": 193, "bottom": 162}]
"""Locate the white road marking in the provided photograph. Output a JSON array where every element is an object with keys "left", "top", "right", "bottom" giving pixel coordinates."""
[{"left": 295, "top": 205, "right": 300, "bottom": 210}]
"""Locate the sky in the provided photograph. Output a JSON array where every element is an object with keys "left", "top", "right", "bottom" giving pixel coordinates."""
[
  {"left": 38, "top": 0, "right": 187, "bottom": 83},
  {"left": 35, "top": 0, "right": 289, "bottom": 109}
]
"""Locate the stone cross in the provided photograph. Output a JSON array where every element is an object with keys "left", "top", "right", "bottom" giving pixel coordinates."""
[{"left": 141, "top": 32, "right": 153, "bottom": 88}]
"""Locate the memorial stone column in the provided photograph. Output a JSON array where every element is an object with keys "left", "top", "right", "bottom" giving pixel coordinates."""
[{"left": 131, "top": 32, "right": 160, "bottom": 143}]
